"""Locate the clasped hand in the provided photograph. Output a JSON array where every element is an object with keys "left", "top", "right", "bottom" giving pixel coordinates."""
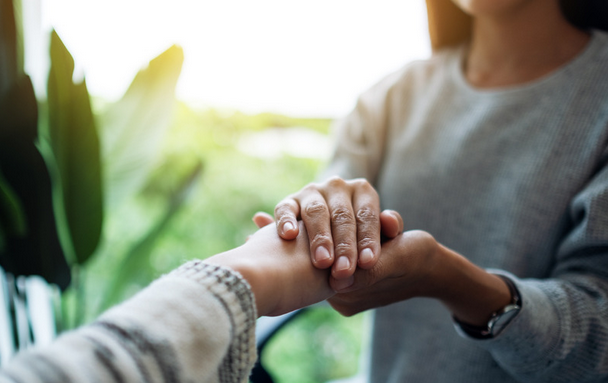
[{"left": 252, "top": 176, "right": 444, "bottom": 317}]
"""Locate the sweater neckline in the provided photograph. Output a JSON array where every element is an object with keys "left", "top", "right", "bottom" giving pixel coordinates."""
[{"left": 450, "top": 30, "right": 605, "bottom": 98}]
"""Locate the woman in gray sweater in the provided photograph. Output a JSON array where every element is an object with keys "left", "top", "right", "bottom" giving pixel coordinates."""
[{"left": 261, "top": 0, "right": 608, "bottom": 381}]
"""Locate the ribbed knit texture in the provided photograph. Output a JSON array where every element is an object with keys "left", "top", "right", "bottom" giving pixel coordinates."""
[
  {"left": 0, "top": 261, "right": 258, "bottom": 383},
  {"left": 324, "top": 30, "right": 608, "bottom": 382}
]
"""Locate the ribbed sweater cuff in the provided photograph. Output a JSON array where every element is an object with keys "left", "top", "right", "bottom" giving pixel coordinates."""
[{"left": 168, "top": 260, "right": 258, "bottom": 381}]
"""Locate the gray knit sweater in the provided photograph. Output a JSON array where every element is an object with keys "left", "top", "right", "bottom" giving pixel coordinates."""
[
  {"left": 323, "top": 30, "right": 608, "bottom": 382},
  {"left": 0, "top": 262, "right": 258, "bottom": 383}
]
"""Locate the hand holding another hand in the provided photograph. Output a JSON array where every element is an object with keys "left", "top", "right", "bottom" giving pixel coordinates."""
[
  {"left": 328, "top": 230, "right": 441, "bottom": 316},
  {"left": 255, "top": 177, "right": 402, "bottom": 280},
  {"left": 329, "top": 230, "right": 513, "bottom": 327},
  {"left": 250, "top": 176, "right": 511, "bottom": 324}
]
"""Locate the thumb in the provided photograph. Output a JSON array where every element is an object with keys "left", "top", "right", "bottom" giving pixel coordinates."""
[{"left": 253, "top": 211, "right": 275, "bottom": 228}]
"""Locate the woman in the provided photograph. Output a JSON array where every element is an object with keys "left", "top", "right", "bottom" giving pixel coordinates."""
[{"left": 258, "top": 0, "right": 608, "bottom": 381}]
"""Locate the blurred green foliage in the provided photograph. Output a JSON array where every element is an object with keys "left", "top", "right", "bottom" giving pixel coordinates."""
[{"left": 263, "top": 308, "right": 367, "bottom": 383}]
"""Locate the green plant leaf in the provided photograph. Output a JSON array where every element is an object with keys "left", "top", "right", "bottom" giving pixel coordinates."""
[
  {"left": 99, "top": 160, "right": 202, "bottom": 311},
  {"left": 0, "top": 170, "right": 26, "bottom": 240},
  {"left": 47, "top": 30, "right": 103, "bottom": 266},
  {"left": 0, "top": 75, "right": 71, "bottom": 289},
  {"left": 0, "top": 168, "right": 25, "bottom": 254},
  {"left": 99, "top": 45, "right": 184, "bottom": 210},
  {"left": 0, "top": 0, "right": 23, "bottom": 97}
]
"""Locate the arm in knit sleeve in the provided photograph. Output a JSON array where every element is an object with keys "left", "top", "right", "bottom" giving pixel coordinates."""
[
  {"left": 0, "top": 261, "right": 258, "bottom": 383},
  {"left": 475, "top": 149, "right": 608, "bottom": 383}
]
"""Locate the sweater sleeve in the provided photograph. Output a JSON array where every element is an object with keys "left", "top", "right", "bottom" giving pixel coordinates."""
[
  {"left": 471, "top": 151, "right": 608, "bottom": 383},
  {"left": 0, "top": 261, "right": 258, "bottom": 383}
]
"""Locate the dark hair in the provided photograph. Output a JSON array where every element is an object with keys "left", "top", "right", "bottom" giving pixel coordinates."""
[{"left": 560, "top": 0, "right": 608, "bottom": 31}]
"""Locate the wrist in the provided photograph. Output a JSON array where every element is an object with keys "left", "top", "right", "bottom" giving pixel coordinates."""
[
  {"left": 429, "top": 245, "right": 512, "bottom": 326},
  {"left": 205, "top": 247, "right": 276, "bottom": 317},
  {"left": 452, "top": 274, "right": 522, "bottom": 339}
]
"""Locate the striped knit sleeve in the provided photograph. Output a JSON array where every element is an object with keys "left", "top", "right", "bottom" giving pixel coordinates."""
[{"left": 0, "top": 261, "right": 258, "bottom": 383}]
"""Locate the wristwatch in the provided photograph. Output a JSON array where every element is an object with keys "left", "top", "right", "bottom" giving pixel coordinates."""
[{"left": 452, "top": 274, "right": 522, "bottom": 339}]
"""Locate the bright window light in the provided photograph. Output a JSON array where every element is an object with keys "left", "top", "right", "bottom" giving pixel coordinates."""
[{"left": 38, "top": 0, "right": 430, "bottom": 118}]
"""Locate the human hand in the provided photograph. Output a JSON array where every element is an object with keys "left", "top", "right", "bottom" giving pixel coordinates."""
[
  {"left": 205, "top": 222, "right": 335, "bottom": 317},
  {"left": 254, "top": 177, "right": 403, "bottom": 280},
  {"left": 327, "top": 230, "right": 441, "bottom": 316},
  {"left": 328, "top": 229, "right": 513, "bottom": 325}
]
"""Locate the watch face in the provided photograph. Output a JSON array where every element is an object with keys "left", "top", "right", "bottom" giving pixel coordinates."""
[{"left": 489, "top": 304, "right": 520, "bottom": 336}]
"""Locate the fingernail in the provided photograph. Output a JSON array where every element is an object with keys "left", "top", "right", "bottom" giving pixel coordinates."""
[
  {"left": 333, "top": 276, "right": 355, "bottom": 292},
  {"left": 360, "top": 248, "right": 374, "bottom": 264},
  {"left": 315, "top": 246, "right": 331, "bottom": 263},
  {"left": 335, "top": 256, "right": 350, "bottom": 271},
  {"left": 283, "top": 222, "right": 295, "bottom": 234}
]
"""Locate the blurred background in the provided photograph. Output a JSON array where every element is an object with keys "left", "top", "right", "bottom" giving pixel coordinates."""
[{"left": 3, "top": 0, "right": 431, "bottom": 381}]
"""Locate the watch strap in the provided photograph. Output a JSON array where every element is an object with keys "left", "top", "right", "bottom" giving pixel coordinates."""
[{"left": 453, "top": 274, "right": 522, "bottom": 339}]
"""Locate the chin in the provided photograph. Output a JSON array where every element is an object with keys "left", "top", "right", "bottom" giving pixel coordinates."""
[{"left": 451, "top": 0, "right": 533, "bottom": 16}]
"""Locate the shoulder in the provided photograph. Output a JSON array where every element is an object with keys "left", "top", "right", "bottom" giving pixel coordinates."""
[
  {"left": 561, "top": 30, "right": 608, "bottom": 124},
  {"left": 590, "top": 29, "right": 608, "bottom": 55},
  {"left": 357, "top": 46, "right": 462, "bottom": 107},
  {"left": 570, "top": 30, "right": 608, "bottom": 86}
]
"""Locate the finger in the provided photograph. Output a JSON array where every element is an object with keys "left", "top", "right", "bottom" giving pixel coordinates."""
[
  {"left": 252, "top": 211, "right": 275, "bottom": 228},
  {"left": 325, "top": 180, "right": 358, "bottom": 279},
  {"left": 330, "top": 275, "right": 356, "bottom": 293},
  {"left": 329, "top": 256, "right": 373, "bottom": 293},
  {"left": 352, "top": 180, "right": 381, "bottom": 269},
  {"left": 299, "top": 190, "right": 334, "bottom": 269},
  {"left": 380, "top": 209, "right": 404, "bottom": 239},
  {"left": 274, "top": 198, "right": 300, "bottom": 240}
]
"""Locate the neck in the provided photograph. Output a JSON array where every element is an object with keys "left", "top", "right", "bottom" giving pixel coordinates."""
[{"left": 465, "top": 1, "right": 590, "bottom": 88}]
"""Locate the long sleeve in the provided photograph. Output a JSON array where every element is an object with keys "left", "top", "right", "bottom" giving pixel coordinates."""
[
  {"left": 0, "top": 261, "right": 258, "bottom": 383},
  {"left": 476, "top": 149, "right": 608, "bottom": 382}
]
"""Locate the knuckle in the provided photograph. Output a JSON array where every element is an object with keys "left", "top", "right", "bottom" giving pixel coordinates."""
[
  {"left": 334, "top": 241, "right": 355, "bottom": 258},
  {"left": 331, "top": 207, "right": 355, "bottom": 225},
  {"left": 357, "top": 236, "right": 375, "bottom": 249},
  {"left": 354, "top": 180, "right": 379, "bottom": 200},
  {"left": 326, "top": 176, "right": 346, "bottom": 188},
  {"left": 303, "top": 201, "right": 328, "bottom": 218},
  {"left": 310, "top": 232, "right": 332, "bottom": 247},
  {"left": 274, "top": 200, "right": 297, "bottom": 217},
  {"left": 351, "top": 177, "right": 374, "bottom": 190},
  {"left": 409, "top": 230, "right": 436, "bottom": 244},
  {"left": 350, "top": 177, "right": 368, "bottom": 187},
  {"left": 355, "top": 206, "right": 378, "bottom": 224},
  {"left": 302, "top": 182, "right": 321, "bottom": 193}
]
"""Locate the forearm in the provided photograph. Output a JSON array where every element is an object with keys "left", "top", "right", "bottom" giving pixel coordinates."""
[
  {"left": 0, "top": 262, "right": 257, "bottom": 383},
  {"left": 429, "top": 244, "right": 608, "bottom": 382},
  {"left": 428, "top": 244, "right": 512, "bottom": 326}
]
